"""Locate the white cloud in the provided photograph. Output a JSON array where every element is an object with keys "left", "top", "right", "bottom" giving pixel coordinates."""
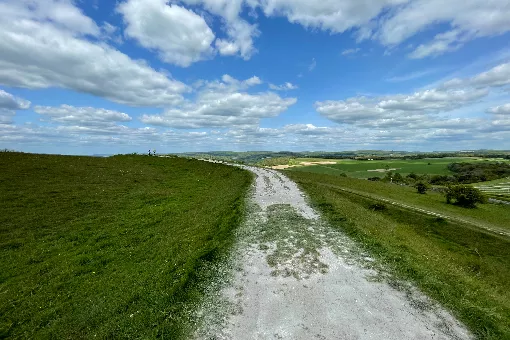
[
  {"left": 100, "top": 22, "right": 123, "bottom": 44},
  {"left": 34, "top": 105, "right": 132, "bottom": 126},
  {"left": 313, "top": 61, "right": 510, "bottom": 149},
  {"left": 117, "top": 0, "right": 215, "bottom": 67},
  {"left": 181, "top": 0, "right": 259, "bottom": 59},
  {"left": 341, "top": 48, "right": 361, "bottom": 56},
  {"left": 205, "top": 74, "right": 262, "bottom": 90},
  {"left": 0, "top": 0, "right": 188, "bottom": 107},
  {"left": 488, "top": 103, "right": 510, "bottom": 115},
  {"left": 378, "top": 0, "right": 510, "bottom": 57},
  {"left": 0, "top": 89, "right": 30, "bottom": 124},
  {"left": 238, "top": 0, "right": 510, "bottom": 59},
  {"left": 255, "top": 0, "right": 405, "bottom": 34},
  {"left": 269, "top": 82, "right": 298, "bottom": 91},
  {"left": 309, "top": 58, "right": 317, "bottom": 71},
  {"left": 0, "top": 90, "right": 31, "bottom": 110},
  {"left": 215, "top": 39, "right": 240, "bottom": 56},
  {"left": 408, "top": 30, "right": 472, "bottom": 59},
  {"left": 315, "top": 98, "right": 386, "bottom": 124},
  {"left": 0, "top": 0, "right": 100, "bottom": 36},
  {"left": 441, "top": 62, "right": 510, "bottom": 89},
  {"left": 141, "top": 75, "right": 296, "bottom": 129},
  {"left": 378, "top": 89, "right": 488, "bottom": 111},
  {"left": 471, "top": 62, "right": 510, "bottom": 88},
  {"left": 386, "top": 69, "right": 438, "bottom": 82},
  {"left": 0, "top": 111, "right": 15, "bottom": 124},
  {"left": 316, "top": 88, "right": 488, "bottom": 126}
]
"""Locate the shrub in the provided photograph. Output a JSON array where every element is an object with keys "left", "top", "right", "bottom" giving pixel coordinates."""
[
  {"left": 406, "top": 172, "right": 418, "bottom": 180},
  {"left": 415, "top": 182, "right": 429, "bottom": 194},
  {"left": 369, "top": 202, "right": 387, "bottom": 211},
  {"left": 445, "top": 185, "right": 487, "bottom": 208},
  {"left": 383, "top": 171, "right": 404, "bottom": 183}
]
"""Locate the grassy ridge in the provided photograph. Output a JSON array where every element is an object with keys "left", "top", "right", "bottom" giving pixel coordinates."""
[
  {"left": 286, "top": 171, "right": 510, "bottom": 339},
  {"left": 0, "top": 153, "right": 251, "bottom": 339}
]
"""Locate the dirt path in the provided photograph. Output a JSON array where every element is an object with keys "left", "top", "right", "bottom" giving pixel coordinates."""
[{"left": 193, "top": 166, "right": 471, "bottom": 339}]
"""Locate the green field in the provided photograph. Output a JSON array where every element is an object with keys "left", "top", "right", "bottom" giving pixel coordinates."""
[
  {"left": 287, "top": 171, "right": 510, "bottom": 339},
  {"left": 289, "top": 157, "right": 508, "bottom": 179},
  {"left": 0, "top": 153, "right": 251, "bottom": 338}
]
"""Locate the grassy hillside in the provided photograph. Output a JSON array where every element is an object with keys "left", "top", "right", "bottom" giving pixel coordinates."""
[
  {"left": 287, "top": 171, "right": 510, "bottom": 339},
  {"left": 0, "top": 153, "right": 252, "bottom": 339},
  {"left": 284, "top": 172, "right": 510, "bottom": 234}
]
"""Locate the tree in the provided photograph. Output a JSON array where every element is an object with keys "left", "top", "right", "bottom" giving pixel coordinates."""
[
  {"left": 392, "top": 172, "right": 404, "bottom": 183},
  {"left": 445, "top": 185, "right": 487, "bottom": 208},
  {"left": 415, "top": 182, "right": 429, "bottom": 194}
]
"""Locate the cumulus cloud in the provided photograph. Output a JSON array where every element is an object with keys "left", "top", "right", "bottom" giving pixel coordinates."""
[
  {"left": 34, "top": 105, "right": 132, "bottom": 127},
  {"left": 487, "top": 104, "right": 510, "bottom": 115},
  {"left": 0, "top": 0, "right": 188, "bottom": 107},
  {"left": 311, "top": 61, "right": 510, "bottom": 148},
  {"left": 181, "top": 0, "right": 259, "bottom": 60},
  {"left": 0, "top": 90, "right": 31, "bottom": 110},
  {"left": 117, "top": 0, "right": 215, "bottom": 66},
  {"left": 316, "top": 88, "right": 488, "bottom": 127},
  {"left": 0, "top": 89, "right": 30, "bottom": 124},
  {"left": 269, "top": 82, "right": 298, "bottom": 91},
  {"left": 441, "top": 62, "right": 510, "bottom": 89},
  {"left": 141, "top": 75, "right": 296, "bottom": 129}
]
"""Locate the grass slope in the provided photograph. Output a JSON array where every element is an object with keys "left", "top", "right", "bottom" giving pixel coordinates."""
[
  {"left": 287, "top": 172, "right": 510, "bottom": 234},
  {"left": 287, "top": 171, "right": 510, "bottom": 339},
  {"left": 0, "top": 153, "right": 251, "bottom": 339}
]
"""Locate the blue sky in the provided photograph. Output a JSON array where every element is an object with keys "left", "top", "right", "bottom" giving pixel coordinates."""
[{"left": 1, "top": 0, "right": 510, "bottom": 155}]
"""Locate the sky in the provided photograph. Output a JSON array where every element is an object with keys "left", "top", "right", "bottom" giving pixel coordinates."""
[{"left": 1, "top": 0, "right": 510, "bottom": 155}]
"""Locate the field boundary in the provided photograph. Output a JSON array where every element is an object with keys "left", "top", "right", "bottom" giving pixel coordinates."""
[{"left": 314, "top": 182, "right": 510, "bottom": 238}]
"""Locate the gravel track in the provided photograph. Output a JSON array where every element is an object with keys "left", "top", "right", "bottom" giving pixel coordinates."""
[{"left": 193, "top": 166, "right": 471, "bottom": 340}]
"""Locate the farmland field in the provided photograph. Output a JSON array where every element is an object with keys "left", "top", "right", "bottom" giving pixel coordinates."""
[
  {"left": 288, "top": 157, "right": 510, "bottom": 179},
  {"left": 0, "top": 153, "right": 252, "bottom": 339},
  {"left": 474, "top": 178, "right": 510, "bottom": 202},
  {"left": 286, "top": 170, "right": 510, "bottom": 339}
]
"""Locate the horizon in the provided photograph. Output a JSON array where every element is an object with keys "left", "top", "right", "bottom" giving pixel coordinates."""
[
  {"left": 1, "top": 0, "right": 510, "bottom": 155},
  {"left": 4, "top": 148, "right": 510, "bottom": 157}
]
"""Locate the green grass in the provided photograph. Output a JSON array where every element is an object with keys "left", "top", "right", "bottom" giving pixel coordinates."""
[
  {"left": 0, "top": 153, "right": 252, "bottom": 339},
  {"left": 287, "top": 171, "right": 510, "bottom": 339},
  {"left": 287, "top": 172, "right": 510, "bottom": 234},
  {"left": 289, "top": 157, "right": 506, "bottom": 179}
]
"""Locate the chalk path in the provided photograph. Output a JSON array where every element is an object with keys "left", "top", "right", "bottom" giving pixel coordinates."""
[{"left": 193, "top": 166, "right": 471, "bottom": 340}]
